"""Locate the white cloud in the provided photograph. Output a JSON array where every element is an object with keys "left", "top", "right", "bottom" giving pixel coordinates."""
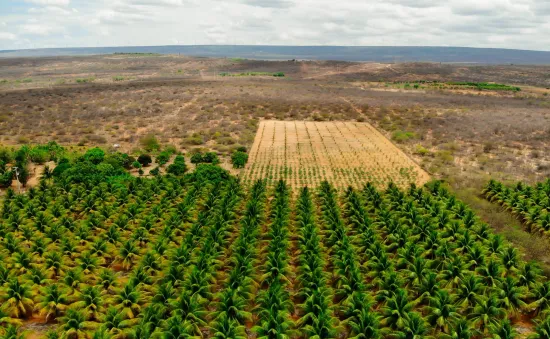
[
  {"left": 24, "top": 0, "right": 70, "bottom": 6},
  {"left": 2, "top": 0, "right": 550, "bottom": 51},
  {"left": 19, "top": 23, "right": 64, "bottom": 36},
  {"left": 29, "top": 6, "right": 72, "bottom": 15},
  {"left": 0, "top": 32, "right": 17, "bottom": 40}
]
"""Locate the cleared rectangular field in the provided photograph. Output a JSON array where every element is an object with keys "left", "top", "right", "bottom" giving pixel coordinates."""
[{"left": 242, "top": 120, "right": 430, "bottom": 189}]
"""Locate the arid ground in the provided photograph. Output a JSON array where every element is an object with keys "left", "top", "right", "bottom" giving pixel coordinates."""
[{"left": 1, "top": 54, "right": 549, "bottom": 185}]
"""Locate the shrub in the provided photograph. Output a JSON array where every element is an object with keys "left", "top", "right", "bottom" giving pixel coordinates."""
[
  {"left": 150, "top": 167, "right": 160, "bottom": 176},
  {"left": 105, "top": 152, "right": 134, "bottom": 169},
  {"left": 392, "top": 130, "right": 417, "bottom": 143},
  {"left": 156, "top": 152, "right": 170, "bottom": 166},
  {"left": 0, "top": 148, "right": 13, "bottom": 163},
  {"left": 414, "top": 145, "right": 430, "bottom": 156},
  {"left": 203, "top": 152, "right": 220, "bottom": 165},
  {"left": 191, "top": 164, "right": 228, "bottom": 182},
  {"left": 231, "top": 151, "right": 248, "bottom": 169},
  {"left": 190, "top": 152, "right": 204, "bottom": 164},
  {"left": 132, "top": 161, "right": 142, "bottom": 169},
  {"left": 140, "top": 135, "right": 160, "bottom": 152},
  {"left": 83, "top": 148, "right": 105, "bottom": 165},
  {"left": 167, "top": 155, "right": 186, "bottom": 176},
  {"left": 164, "top": 145, "right": 177, "bottom": 154},
  {"left": 0, "top": 170, "right": 13, "bottom": 188},
  {"left": 137, "top": 154, "right": 152, "bottom": 167},
  {"left": 236, "top": 146, "right": 247, "bottom": 153},
  {"left": 29, "top": 148, "right": 49, "bottom": 164}
]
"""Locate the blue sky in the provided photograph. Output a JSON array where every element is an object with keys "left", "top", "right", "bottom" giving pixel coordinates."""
[{"left": 1, "top": 0, "right": 550, "bottom": 51}]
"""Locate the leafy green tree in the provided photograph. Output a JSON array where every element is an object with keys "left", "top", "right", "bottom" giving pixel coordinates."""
[
  {"left": 84, "top": 148, "right": 105, "bottom": 165},
  {"left": 190, "top": 152, "right": 203, "bottom": 164},
  {"left": 137, "top": 155, "right": 152, "bottom": 167},
  {"left": 155, "top": 152, "right": 170, "bottom": 166},
  {"left": 231, "top": 151, "right": 248, "bottom": 169},
  {"left": 167, "top": 156, "right": 186, "bottom": 176}
]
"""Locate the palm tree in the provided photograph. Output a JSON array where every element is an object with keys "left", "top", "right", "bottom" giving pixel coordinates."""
[
  {"left": 114, "top": 283, "right": 142, "bottom": 319},
  {"left": 425, "top": 290, "right": 459, "bottom": 334},
  {"left": 496, "top": 277, "right": 527, "bottom": 317},
  {"left": 393, "top": 312, "right": 429, "bottom": 339},
  {"left": 468, "top": 295, "right": 505, "bottom": 333},
  {"left": 210, "top": 314, "right": 247, "bottom": 339},
  {"left": 36, "top": 284, "right": 69, "bottom": 322},
  {"left": 346, "top": 307, "right": 381, "bottom": 339},
  {"left": 170, "top": 290, "right": 206, "bottom": 336},
  {"left": 490, "top": 319, "right": 516, "bottom": 339},
  {"left": 73, "top": 286, "right": 103, "bottom": 321},
  {"left": 441, "top": 318, "right": 477, "bottom": 339},
  {"left": 381, "top": 289, "right": 413, "bottom": 330},
  {"left": 302, "top": 310, "right": 340, "bottom": 339},
  {"left": 1, "top": 279, "right": 34, "bottom": 319},
  {"left": 212, "top": 288, "right": 252, "bottom": 324},
  {"left": 1, "top": 325, "right": 26, "bottom": 339},
  {"left": 529, "top": 316, "right": 550, "bottom": 339},
  {"left": 456, "top": 275, "right": 483, "bottom": 310},
  {"left": 102, "top": 307, "right": 135, "bottom": 339},
  {"left": 61, "top": 309, "right": 94, "bottom": 339},
  {"left": 528, "top": 282, "right": 550, "bottom": 316},
  {"left": 119, "top": 240, "right": 139, "bottom": 271},
  {"left": 162, "top": 315, "right": 193, "bottom": 339}
]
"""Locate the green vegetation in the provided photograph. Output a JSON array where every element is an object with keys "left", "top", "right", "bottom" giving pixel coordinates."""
[
  {"left": 75, "top": 78, "right": 95, "bottom": 84},
  {"left": 391, "top": 130, "right": 417, "bottom": 143},
  {"left": 0, "top": 80, "right": 8, "bottom": 84},
  {"left": 231, "top": 151, "right": 248, "bottom": 168},
  {"left": 390, "top": 80, "right": 521, "bottom": 92},
  {"left": 166, "top": 154, "right": 187, "bottom": 175},
  {"left": 189, "top": 151, "right": 219, "bottom": 165},
  {"left": 137, "top": 154, "right": 152, "bottom": 167},
  {"left": 112, "top": 76, "right": 126, "bottom": 82},
  {"left": 483, "top": 179, "right": 550, "bottom": 237},
  {"left": 1, "top": 167, "right": 550, "bottom": 338},
  {"left": 155, "top": 151, "right": 171, "bottom": 166},
  {"left": 16, "top": 79, "right": 32, "bottom": 84},
  {"left": 449, "top": 82, "right": 521, "bottom": 91},
  {"left": 113, "top": 53, "right": 160, "bottom": 56},
  {"left": 139, "top": 135, "right": 160, "bottom": 152},
  {"left": 218, "top": 72, "right": 285, "bottom": 77}
]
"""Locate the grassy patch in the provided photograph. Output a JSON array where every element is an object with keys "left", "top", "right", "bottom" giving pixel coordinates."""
[
  {"left": 391, "top": 130, "right": 416, "bottom": 143},
  {"left": 76, "top": 77, "right": 95, "bottom": 83}
]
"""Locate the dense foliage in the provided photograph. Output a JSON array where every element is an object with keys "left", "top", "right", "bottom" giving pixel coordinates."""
[
  {"left": 1, "top": 172, "right": 550, "bottom": 338},
  {"left": 190, "top": 152, "right": 220, "bottom": 166}
]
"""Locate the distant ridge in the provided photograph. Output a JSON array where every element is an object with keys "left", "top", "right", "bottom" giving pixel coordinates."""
[{"left": 1, "top": 45, "right": 550, "bottom": 64}]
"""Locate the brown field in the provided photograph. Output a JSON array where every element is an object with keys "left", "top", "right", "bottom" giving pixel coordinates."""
[{"left": 242, "top": 120, "right": 429, "bottom": 189}]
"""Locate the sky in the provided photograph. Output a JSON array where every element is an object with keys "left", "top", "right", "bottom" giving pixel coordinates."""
[{"left": 1, "top": 0, "right": 550, "bottom": 51}]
